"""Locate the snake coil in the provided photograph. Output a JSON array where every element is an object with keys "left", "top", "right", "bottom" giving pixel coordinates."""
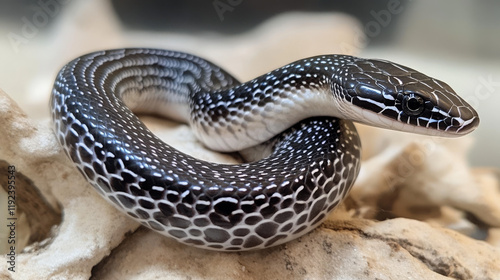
[{"left": 51, "top": 49, "right": 479, "bottom": 250}]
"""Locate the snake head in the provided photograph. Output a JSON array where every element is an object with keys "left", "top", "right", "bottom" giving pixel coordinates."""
[{"left": 339, "top": 58, "right": 480, "bottom": 137}]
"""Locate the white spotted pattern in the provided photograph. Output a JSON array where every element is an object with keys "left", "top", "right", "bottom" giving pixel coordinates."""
[{"left": 50, "top": 48, "right": 478, "bottom": 251}]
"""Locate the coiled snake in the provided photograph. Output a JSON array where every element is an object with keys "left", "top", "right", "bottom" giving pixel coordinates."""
[{"left": 50, "top": 49, "right": 479, "bottom": 251}]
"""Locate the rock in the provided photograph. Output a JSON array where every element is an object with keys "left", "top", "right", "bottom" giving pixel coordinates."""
[
  {"left": 92, "top": 218, "right": 499, "bottom": 280},
  {"left": 352, "top": 124, "right": 500, "bottom": 237}
]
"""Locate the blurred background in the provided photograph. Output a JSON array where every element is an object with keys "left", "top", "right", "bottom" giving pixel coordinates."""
[
  {"left": 0, "top": 0, "right": 498, "bottom": 167},
  {"left": 0, "top": 0, "right": 499, "bottom": 256}
]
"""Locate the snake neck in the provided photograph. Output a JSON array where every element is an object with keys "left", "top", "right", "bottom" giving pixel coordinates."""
[
  {"left": 188, "top": 55, "right": 356, "bottom": 152},
  {"left": 60, "top": 49, "right": 478, "bottom": 153}
]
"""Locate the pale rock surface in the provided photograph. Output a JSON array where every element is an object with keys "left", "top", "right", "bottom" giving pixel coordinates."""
[
  {"left": 91, "top": 218, "right": 500, "bottom": 280},
  {"left": 1, "top": 1, "right": 500, "bottom": 279}
]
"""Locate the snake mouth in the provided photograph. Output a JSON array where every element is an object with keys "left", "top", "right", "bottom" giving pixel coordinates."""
[
  {"left": 441, "top": 103, "right": 480, "bottom": 136},
  {"left": 341, "top": 103, "right": 480, "bottom": 138},
  {"left": 451, "top": 115, "right": 480, "bottom": 136},
  {"left": 344, "top": 90, "right": 480, "bottom": 137}
]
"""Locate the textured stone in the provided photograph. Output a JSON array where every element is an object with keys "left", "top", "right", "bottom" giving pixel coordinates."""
[
  {"left": 351, "top": 124, "right": 500, "bottom": 232},
  {"left": 91, "top": 219, "right": 500, "bottom": 280}
]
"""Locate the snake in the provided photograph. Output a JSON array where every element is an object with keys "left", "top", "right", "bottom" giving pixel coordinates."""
[{"left": 50, "top": 48, "right": 479, "bottom": 251}]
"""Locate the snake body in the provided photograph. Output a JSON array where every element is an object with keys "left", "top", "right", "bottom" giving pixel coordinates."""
[{"left": 50, "top": 49, "right": 479, "bottom": 251}]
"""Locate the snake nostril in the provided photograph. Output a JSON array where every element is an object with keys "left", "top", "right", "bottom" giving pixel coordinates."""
[
  {"left": 462, "top": 107, "right": 479, "bottom": 122},
  {"left": 451, "top": 117, "right": 461, "bottom": 127}
]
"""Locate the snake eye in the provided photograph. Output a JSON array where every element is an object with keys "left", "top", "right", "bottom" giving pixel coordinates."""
[{"left": 402, "top": 93, "right": 424, "bottom": 116}]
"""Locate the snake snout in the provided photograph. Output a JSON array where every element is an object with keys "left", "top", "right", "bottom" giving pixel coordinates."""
[
  {"left": 433, "top": 83, "right": 480, "bottom": 136},
  {"left": 449, "top": 106, "right": 480, "bottom": 135}
]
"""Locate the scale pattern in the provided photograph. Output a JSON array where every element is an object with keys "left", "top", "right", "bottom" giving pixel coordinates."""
[{"left": 50, "top": 48, "right": 478, "bottom": 251}]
